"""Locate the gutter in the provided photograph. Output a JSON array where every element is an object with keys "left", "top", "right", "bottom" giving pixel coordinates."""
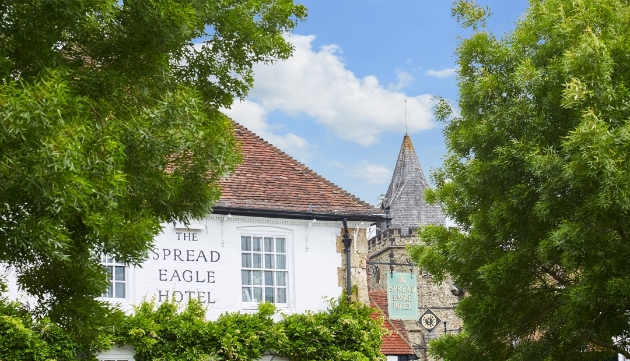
[{"left": 212, "top": 206, "right": 390, "bottom": 223}]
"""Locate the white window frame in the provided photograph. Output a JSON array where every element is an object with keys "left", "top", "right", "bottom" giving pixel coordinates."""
[
  {"left": 100, "top": 255, "right": 133, "bottom": 303},
  {"left": 97, "top": 345, "right": 135, "bottom": 361},
  {"left": 239, "top": 227, "right": 293, "bottom": 310}
]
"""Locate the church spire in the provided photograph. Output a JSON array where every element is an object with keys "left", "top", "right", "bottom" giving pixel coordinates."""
[{"left": 382, "top": 134, "right": 444, "bottom": 233}]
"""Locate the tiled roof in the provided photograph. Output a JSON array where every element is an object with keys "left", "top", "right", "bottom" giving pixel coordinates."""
[
  {"left": 370, "top": 290, "right": 417, "bottom": 356},
  {"left": 215, "top": 123, "right": 386, "bottom": 220}
]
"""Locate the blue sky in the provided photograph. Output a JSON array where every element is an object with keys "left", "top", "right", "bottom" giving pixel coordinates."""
[{"left": 224, "top": 1, "right": 529, "bottom": 206}]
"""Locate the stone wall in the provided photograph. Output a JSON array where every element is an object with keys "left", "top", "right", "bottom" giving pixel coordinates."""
[
  {"left": 368, "top": 228, "right": 463, "bottom": 361},
  {"left": 337, "top": 226, "right": 369, "bottom": 304}
]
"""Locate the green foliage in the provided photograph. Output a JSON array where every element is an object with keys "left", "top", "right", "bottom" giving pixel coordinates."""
[
  {"left": 451, "top": 0, "right": 490, "bottom": 31},
  {"left": 114, "top": 297, "right": 385, "bottom": 361},
  {"left": 410, "top": 0, "right": 630, "bottom": 359},
  {"left": 0, "top": 292, "right": 107, "bottom": 361},
  {"left": 276, "top": 297, "right": 386, "bottom": 361},
  {"left": 0, "top": 292, "right": 384, "bottom": 361},
  {"left": 0, "top": 0, "right": 306, "bottom": 339}
]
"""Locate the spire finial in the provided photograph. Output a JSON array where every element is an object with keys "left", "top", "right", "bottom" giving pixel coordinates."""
[{"left": 404, "top": 98, "right": 408, "bottom": 134}]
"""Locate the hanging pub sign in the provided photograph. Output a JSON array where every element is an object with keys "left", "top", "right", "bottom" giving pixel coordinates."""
[{"left": 387, "top": 272, "right": 419, "bottom": 320}]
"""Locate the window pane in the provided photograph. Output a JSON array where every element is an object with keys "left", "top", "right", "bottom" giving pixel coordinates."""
[
  {"left": 264, "top": 237, "right": 274, "bottom": 252},
  {"left": 276, "top": 272, "right": 287, "bottom": 286},
  {"left": 241, "top": 270, "right": 252, "bottom": 285},
  {"left": 114, "top": 266, "right": 125, "bottom": 281},
  {"left": 265, "top": 254, "right": 274, "bottom": 269},
  {"left": 276, "top": 238, "right": 286, "bottom": 253},
  {"left": 104, "top": 284, "right": 113, "bottom": 298},
  {"left": 253, "top": 254, "right": 262, "bottom": 268},
  {"left": 265, "top": 287, "right": 274, "bottom": 303},
  {"left": 115, "top": 282, "right": 125, "bottom": 298},
  {"left": 241, "top": 253, "right": 252, "bottom": 268},
  {"left": 253, "top": 287, "right": 262, "bottom": 302},
  {"left": 277, "top": 288, "right": 287, "bottom": 303},
  {"left": 276, "top": 255, "right": 286, "bottom": 269},
  {"left": 106, "top": 266, "right": 113, "bottom": 279},
  {"left": 242, "top": 287, "right": 252, "bottom": 302},
  {"left": 265, "top": 271, "right": 274, "bottom": 285},
  {"left": 241, "top": 236, "right": 251, "bottom": 251},
  {"left": 253, "top": 270, "right": 263, "bottom": 285},
  {"left": 253, "top": 237, "right": 262, "bottom": 252}
]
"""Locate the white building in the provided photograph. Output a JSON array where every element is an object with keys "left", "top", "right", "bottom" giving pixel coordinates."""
[{"left": 97, "top": 123, "right": 387, "bottom": 360}]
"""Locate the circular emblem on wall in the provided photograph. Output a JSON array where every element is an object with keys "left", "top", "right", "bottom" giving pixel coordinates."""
[{"left": 419, "top": 309, "right": 441, "bottom": 333}]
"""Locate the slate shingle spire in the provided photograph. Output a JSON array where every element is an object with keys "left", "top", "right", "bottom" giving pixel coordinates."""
[{"left": 382, "top": 134, "right": 445, "bottom": 233}]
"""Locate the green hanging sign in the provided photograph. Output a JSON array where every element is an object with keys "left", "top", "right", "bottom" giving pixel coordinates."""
[{"left": 387, "top": 272, "right": 419, "bottom": 320}]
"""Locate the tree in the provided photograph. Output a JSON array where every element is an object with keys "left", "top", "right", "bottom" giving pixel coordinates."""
[
  {"left": 0, "top": 0, "right": 306, "bottom": 341},
  {"left": 409, "top": 0, "right": 630, "bottom": 359}
]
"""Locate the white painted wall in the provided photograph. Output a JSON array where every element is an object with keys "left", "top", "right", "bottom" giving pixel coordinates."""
[
  {"left": 113, "top": 215, "right": 361, "bottom": 319},
  {"left": 2, "top": 215, "right": 369, "bottom": 360},
  {"left": 1, "top": 216, "right": 359, "bottom": 317}
]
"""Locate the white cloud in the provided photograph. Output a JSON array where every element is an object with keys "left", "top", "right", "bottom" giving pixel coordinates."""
[
  {"left": 222, "top": 100, "right": 311, "bottom": 160},
  {"left": 388, "top": 69, "right": 415, "bottom": 91},
  {"left": 425, "top": 68, "right": 457, "bottom": 78},
  {"left": 326, "top": 160, "right": 345, "bottom": 168},
  {"left": 347, "top": 162, "right": 391, "bottom": 185},
  {"left": 228, "top": 34, "right": 436, "bottom": 147}
]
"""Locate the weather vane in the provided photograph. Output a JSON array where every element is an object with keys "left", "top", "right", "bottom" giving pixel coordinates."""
[{"left": 404, "top": 98, "right": 408, "bottom": 134}]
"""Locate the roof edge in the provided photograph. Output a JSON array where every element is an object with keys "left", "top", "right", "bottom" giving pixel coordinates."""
[{"left": 212, "top": 207, "right": 389, "bottom": 222}]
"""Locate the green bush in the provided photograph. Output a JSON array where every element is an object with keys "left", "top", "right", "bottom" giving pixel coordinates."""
[
  {"left": 114, "top": 296, "right": 386, "bottom": 361},
  {"left": 0, "top": 294, "right": 105, "bottom": 361},
  {"left": 0, "top": 291, "right": 386, "bottom": 361}
]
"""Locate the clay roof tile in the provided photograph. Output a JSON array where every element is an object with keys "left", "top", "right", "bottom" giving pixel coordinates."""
[
  {"left": 216, "top": 122, "right": 386, "bottom": 220},
  {"left": 370, "top": 290, "right": 417, "bottom": 356}
]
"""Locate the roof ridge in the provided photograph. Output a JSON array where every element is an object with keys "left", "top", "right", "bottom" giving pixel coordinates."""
[{"left": 233, "top": 121, "right": 374, "bottom": 209}]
